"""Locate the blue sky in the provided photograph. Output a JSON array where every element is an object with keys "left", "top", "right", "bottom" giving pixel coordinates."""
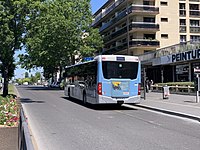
[
  {"left": 91, "top": 0, "right": 105, "bottom": 13},
  {"left": 14, "top": 0, "right": 106, "bottom": 79}
]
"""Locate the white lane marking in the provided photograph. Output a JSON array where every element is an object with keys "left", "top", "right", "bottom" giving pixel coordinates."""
[{"left": 122, "top": 104, "right": 200, "bottom": 124}]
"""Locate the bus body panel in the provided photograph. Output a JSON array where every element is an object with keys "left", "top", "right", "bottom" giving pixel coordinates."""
[{"left": 64, "top": 55, "right": 141, "bottom": 104}]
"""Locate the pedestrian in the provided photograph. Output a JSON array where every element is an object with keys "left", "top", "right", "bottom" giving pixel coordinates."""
[{"left": 145, "top": 79, "right": 149, "bottom": 93}]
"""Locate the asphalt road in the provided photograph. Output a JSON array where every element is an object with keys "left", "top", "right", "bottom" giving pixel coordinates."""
[{"left": 16, "top": 85, "right": 200, "bottom": 150}]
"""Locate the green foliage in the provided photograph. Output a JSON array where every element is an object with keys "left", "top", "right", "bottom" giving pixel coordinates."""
[
  {"left": 35, "top": 72, "right": 41, "bottom": 79},
  {"left": 19, "top": 0, "right": 103, "bottom": 80},
  {"left": 23, "top": 78, "right": 31, "bottom": 83},
  {"left": 30, "top": 75, "right": 37, "bottom": 84},
  {"left": 16, "top": 78, "right": 23, "bottom": 85},
  {"left": 0, "top": 0, "right": 36, "bottom": 96}
]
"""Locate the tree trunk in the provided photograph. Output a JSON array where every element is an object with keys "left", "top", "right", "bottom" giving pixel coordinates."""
[
  {"left": 70, "top": 54, "right": 75, "bottom": 65},
  {"left": 3, "top": 68, "right": 9, "bottom": 97},
  {"left": 59, "top": 65, "right": 63, "bottom": 82}
]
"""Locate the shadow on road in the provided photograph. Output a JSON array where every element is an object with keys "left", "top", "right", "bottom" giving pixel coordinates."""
[
  {"left": 17, "top": 85, "right": 61, "bottom": 91},
  {"left": 61, "top": 97, "right": 137, "bottom": 111},
  {"left": 20, "top": 98, "right": 45, "bottom": 104}
]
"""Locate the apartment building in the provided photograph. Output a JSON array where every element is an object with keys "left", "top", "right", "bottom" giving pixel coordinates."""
[{"left": 92, "top": 0, "right": 200, "bottom": 56}]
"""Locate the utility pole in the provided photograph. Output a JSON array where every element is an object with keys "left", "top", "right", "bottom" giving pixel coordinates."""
[
  {"left": 194, "top": 67, "right": 200, "bottom": 103},
  {"left": 126, "top": 0, "right": 130, "bottom": 55}
]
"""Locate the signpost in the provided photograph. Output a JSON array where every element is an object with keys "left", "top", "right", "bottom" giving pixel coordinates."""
[{"left": 194, "top": 67, "right": 200, "bottom": 103}]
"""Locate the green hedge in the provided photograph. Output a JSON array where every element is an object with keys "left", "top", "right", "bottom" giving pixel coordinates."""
[{"left": 156, "top": 82, "right": 194, "bottom": 87}]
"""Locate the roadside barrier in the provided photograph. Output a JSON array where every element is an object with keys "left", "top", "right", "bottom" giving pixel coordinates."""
[
  {"left": 152, "top": 85, "right": 195, "bottom": 95},
  {"left": 19, "top": 108, "right": 34, "bottom": 150}
]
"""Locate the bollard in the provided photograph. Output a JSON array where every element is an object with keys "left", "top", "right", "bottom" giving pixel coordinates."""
[{"left": 163, "top": 85, "right": 170, "bottom": 99}]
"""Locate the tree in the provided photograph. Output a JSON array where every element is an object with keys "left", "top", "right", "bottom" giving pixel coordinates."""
[
  {"left": 0, "top": 0, "right": 30, "bottom": 96},
  {"left": 19, "top": 0, "right": 103, "bottom": 81},
  {"left": 35, "top": 72, "right": 41, "bottom": 80}
]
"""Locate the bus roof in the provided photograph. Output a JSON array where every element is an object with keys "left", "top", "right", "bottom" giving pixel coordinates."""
[
  {"left": 94, "top": 55, "right": 139, "bottom": 62},
  {"left": 65, "top": 60, "right": 96, "bottom": 69},
  {"left": 65, "top": 55, "right": 139, "bottom": 69}
]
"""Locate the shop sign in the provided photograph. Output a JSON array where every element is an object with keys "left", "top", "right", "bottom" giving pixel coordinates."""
[{"left": 153, "top": 49, "right": 200, "bottom": 65}]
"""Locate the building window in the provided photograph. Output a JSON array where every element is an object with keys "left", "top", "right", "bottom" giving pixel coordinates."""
[
  {"left": 161, "top": 34, "right": 168, "bottom": 39},
  {"left": 144, "top": 17, "right": 155, "bottom": 23},
  {"left": 190, "top": 35, "right": 200, "bottom": 42},
  {"left": 190, "top": 20, "right": 199, "bottom": 26},
  {"left": 179, "top": 3, "right": 186, "bottom": 10},
  {"left": 160, "top": 1, "right": 168, "bottom": 6},
  {"left": 180, "top": 35, "right": 186, "bottom": 43},
  {"left": 143, "top": 1, "right": 150, "bottom": 5},
  {"left": 161, "top": 18, "right": 168, "bottom": 22},
  {"left": 180, "top": 19, "right": 186, "bottom": 25},
  {"left": 144, "top": 34, "right": 155, "bottom": 40}
]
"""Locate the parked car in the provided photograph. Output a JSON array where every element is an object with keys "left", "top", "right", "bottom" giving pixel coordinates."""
[{"left": 50, "top": 82, "right": 60, "bottom": 88}]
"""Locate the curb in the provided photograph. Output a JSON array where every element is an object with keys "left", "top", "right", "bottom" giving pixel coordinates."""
[{"left": 134, "top": 104, "right": 200, "bottom": 122}]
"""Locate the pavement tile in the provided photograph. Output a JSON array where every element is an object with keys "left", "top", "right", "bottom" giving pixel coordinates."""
[{"left": 137, "top": 92, "right": 200, "bottom": 121}]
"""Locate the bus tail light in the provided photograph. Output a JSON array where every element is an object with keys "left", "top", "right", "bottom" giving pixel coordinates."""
[
  {"left": 138, "top": 83, "right": 141, "bottom": 95},
  {"left": 97, "top": 83, "right": 102, "bottom": 95}
]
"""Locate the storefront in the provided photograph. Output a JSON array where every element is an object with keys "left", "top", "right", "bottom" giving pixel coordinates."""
[{"left": 145, "top": 48, "right": 200, "bottom": 83}]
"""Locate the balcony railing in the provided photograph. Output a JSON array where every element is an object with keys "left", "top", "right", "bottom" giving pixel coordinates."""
[
  {"left": 180, "top": 26, "right": 187, "bottom": 33},
  {"left": 189, "top": 0, "right": 200, "bottom": 2},
  {"left": 131, "top": 5, "right": 159, "bottom": 14},
  {"left": 190, "top": 26, "right": 200, "bottom": 33},
  {"left": 130, "top": 39, "right": 160, "bottom": 47},
  {"left": 189, "top": 10, "right": 200, "bottom": 17},
  {"left": 103, "top": 22, "right": 159, "bottom": 42},
  {"left": 104, "top": 26, "right": 127, "bottom": 41},
  {"left": 99, "top": 5, "right": 159, "bottom": 32},
  {"left": 103, "top": 39, "right": 159, "bottom": 54},
  {"left": 102, "top": 42, "right": 128, "bottom": 54},
  {"left": 130, "top": 22, "right": 159, "bottom": 30},
  {"left": 179, "top": 10, "right": 186, "bottom": 16},
  {"left": 92, "top": 0, "right": 125, "bottom": 26},
  {"left": 99, "top": 8, "right": 128, "bottom": 32}
]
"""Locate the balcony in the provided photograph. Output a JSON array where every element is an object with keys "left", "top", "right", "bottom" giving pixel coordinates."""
[
  {"left": 179, "top": 10, "right": 186, "bottom": 17},
  {"left": 130, "top": 39, "right": 160, "bottom": 48},
  {"left": 99, "top": 5, "right": 159, "bottom": 32},
  {"left": 189, "top": 10, "right": 200, "bottom": 17},
  {"left": 190, "top": 26, "right": 200, "bottom": 33},
  {"left": 130, "top": 22, "right": 159, "bottom": 31},
  {"left": 99, "top": 8, "right": 127, "bottom": 32},
  {"left": 92, "top": 0, "right": 125, "bottom": 26},
  {"left": 102, "top": 42, "right": 128, "bottom": 54},
  {"left": 104, "top": 26, "right": 127, "bottom": 41},
  {"left": 189, "top": 0, "right": 200, "bottom": 2},
  {"left": 179, "top": 26, "right": 187, "bottom": 33},
  {"left": 102, "top": 39, "right": 160, "bottom": 54},
  {"left": 103, "top": 22, "right": 159, "bottom": 42},
  {"left": 131, "top": 5, "right": 159, "bottom": 15}
]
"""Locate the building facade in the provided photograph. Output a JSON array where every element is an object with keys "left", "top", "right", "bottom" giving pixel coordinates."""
[{"left": 92, "top": 0, "right": 200, "bottom": 56}]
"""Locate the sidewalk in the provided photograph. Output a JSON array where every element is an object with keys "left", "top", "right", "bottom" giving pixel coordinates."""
[{"left": 136, "top": 92, "right": 200, "bottom": 122}]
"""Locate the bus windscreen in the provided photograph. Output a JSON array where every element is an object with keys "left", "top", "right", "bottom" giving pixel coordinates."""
[{"left": 102, "top": 61, "right": 138, "bottom": 79}]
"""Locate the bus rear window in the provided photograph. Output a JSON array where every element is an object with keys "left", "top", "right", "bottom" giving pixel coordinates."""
[{"left": 102, "top": 61, "right": 138, "bottom": 79}]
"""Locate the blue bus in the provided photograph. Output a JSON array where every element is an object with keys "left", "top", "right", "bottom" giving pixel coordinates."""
[{"left": 64, "top": 55, "right": 141, "bottom": 105}]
